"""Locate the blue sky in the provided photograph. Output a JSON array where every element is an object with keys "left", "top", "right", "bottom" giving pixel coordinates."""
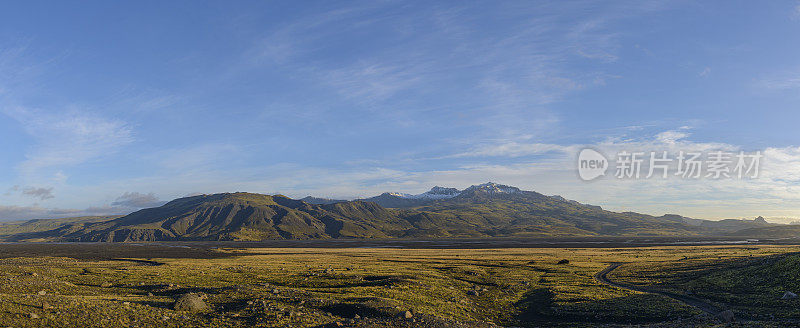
[{"left": 1, "top": 1, "right": 800, "bottom": 221}]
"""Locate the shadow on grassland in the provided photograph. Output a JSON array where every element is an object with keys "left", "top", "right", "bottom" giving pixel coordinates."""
[
  {"left": 0, "top": 243, "right": 231, "bottom": 260},
  {"left": 514, "top": 288, "right": 699, "bottom": 326}
]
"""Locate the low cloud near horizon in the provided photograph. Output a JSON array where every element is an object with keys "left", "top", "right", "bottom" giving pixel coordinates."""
[
  {"left": 0, "top": 191, "right": 165, "bottom": 221},
  {"left": 2, "top": 128, "right": 799, "bottom": 222},
  {"left": 1, "top": 2, "right": 799, "bottom": 222},
  {"left": 111, "top": 192, "right": 165, "bottom": 209}
]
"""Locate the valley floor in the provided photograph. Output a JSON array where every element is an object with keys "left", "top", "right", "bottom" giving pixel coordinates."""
[{"left": 0, "top": 243, "right": 798, "bottom": 327}]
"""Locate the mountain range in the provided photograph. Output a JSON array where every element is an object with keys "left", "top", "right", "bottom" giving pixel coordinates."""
[{"left": 0, "top": 182, "right": 791, "bottom": 242}]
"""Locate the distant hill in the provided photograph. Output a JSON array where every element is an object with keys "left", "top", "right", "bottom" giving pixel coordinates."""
[
  {"left": 45, "top": 193, "right": 412, "bottom": 242},
  {"left": 682, "top": 215, "right": 778, "bottom": 233},
  {"left": 3, "top": 182, "right": 790, "bottom": 242},
  {"left": 358, "top": 186, "right": 462, "bottom": 208},
  {"left": 726, "top": 224, "right": 800, "bottom": 238},
  {"left": 0, "top": 216, "right": 121, "bottom": 241},
  {"left": 391, "top": 182, "right": 705, "bottom": 237},
  {"left": 298, "top": 196, "right": 345, "bottom": 205}
]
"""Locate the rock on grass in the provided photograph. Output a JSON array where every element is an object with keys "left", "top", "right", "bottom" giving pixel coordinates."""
[
  {"left": 174, "top": 293, "right": 210, "bottom": 312},
  {"left": 718, "top": 310, "right": 735, "bottom": 323}
]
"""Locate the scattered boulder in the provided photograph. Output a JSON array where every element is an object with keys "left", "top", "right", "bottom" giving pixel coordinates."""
[
  {"left": 782, "top": 291, "right": 797, "bottom": 300},
  {"left": 718, "top": 310, "right": 735, "bottom": 323},
  {"left": 557, "top": 259, "right": 570, "bottom": 265},
  {"left": 37, "top": 290, "right": 46, "bottom": 296},
  {"left": 29, "top": 313, "right": 39, "bottom": 319},
  {"left": 403, "top": 310, "right": 413, "bottom": 319},
  {"left": 174, "top": 293, "right": 210, "bottom": 312}
]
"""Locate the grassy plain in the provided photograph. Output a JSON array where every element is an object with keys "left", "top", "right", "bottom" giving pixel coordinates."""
[{"left": 0, "top": 244, "right": 797, "bottom": 327}]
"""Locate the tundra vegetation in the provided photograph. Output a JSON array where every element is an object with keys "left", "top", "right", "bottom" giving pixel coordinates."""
[{"left": 0, "top": 244, "right": 797, "bottom": 327}]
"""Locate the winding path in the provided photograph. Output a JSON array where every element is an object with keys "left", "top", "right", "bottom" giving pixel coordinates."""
[{"left": 594, "top": 263, "right": 725, "bottom": 318}]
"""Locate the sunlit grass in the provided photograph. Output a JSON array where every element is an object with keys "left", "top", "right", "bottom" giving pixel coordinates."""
[{"left": 0, "top": 245, "right": 796, "bottom": 327}]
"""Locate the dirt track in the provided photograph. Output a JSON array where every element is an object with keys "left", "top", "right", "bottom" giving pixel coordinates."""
[{"left": 594, "top": 262, "right": 726, "bottom": 319}]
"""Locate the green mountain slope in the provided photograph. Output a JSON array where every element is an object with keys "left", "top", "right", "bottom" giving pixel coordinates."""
[
  {"left": 0, "top": 216, "right": 121, "bottom": 241},
  {"left": 6, "top": 183, "right": 778, "bottom": 242},
  {"left": 394, "top": 184, "right": 705, "bottom": 237},
  {"left": 49, "top": 193, "right": 411, "bottom": 242}
]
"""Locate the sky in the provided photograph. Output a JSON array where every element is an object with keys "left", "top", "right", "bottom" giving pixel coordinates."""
[{"left": 1, "top": 0, "right": 800, "bottom": 221}]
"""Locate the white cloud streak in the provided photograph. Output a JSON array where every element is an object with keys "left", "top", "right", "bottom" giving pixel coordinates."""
[
  {"left": 793, "top": 3, "right": 800, "bottom": 20},
  {"left": 0, "top": 204, "right": 125, "bottom": 221},
  {"left": 239, "top": 1, "right": 665, "bottom": 140},
  {"left": 44, "top": 128, "right": 800, "bottom": 221},
  {"left": 3, "top": 107, "right": 134, "bottom": 177}
]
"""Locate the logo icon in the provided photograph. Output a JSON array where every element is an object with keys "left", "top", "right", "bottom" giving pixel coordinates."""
[{"left": 578, "top": 148, "right": 608, "bottom": 181}]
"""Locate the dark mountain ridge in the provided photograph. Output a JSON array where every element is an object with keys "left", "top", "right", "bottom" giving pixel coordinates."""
[
  {"left": 49, "top": 193, "right": 411, "bottom": 242},
  {"left": 2, "top": 183, "right": 790, "bottom": 242},
  {"left": 299, "top": 196, "right": 345, "bottom": 205}
]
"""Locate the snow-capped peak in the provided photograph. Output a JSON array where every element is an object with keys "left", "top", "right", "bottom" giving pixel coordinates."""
[
  {"left": 379, "top": 183, "right": 520, "bottom": 199},
  {"left": 414, "top": 186, "right": 461, "bottom": 199},
  {"left": 463, "top": 182, "right": 520, "bottom": 194},
  {"left": 381, "top": 187, "right": 462, "bottom": 200}
]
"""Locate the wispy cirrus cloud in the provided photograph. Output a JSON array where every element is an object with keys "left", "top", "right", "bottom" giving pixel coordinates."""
[
  {"left": 46, "top": 127, "right": 800, "bottom": 221},
  {"left": 320, "top": 62, "right": 423, "bottom": 104},
  {"left": 0, "top": 43, "right": 39, "bottom": 95},
  {"left": 238, "top": 1, "right": 666, "bottom": 139},
  {"left": 759, "top": 77, "right": 800, "bottom": 91},
  {"left": 450, "top": 142, "right": 573, "bottom": 158},
  {"left": 2, "top": 107, "right": 134, "bottom": 177},
  {"left": 756, "top": 66, "right": 800, "bottom": 91},
  {"left": 3, "top": 1, "right": 796, "bottom": 224}
]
